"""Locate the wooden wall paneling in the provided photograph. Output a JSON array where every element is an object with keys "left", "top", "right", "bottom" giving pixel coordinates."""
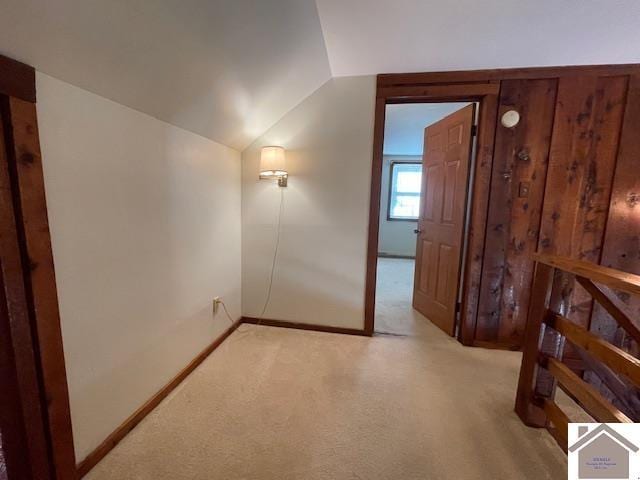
[
  {"left": 0, "top": 97, "right": 52, "bottom": 479},
  {"left": 378, "top": 64, "right": 640, "bottom": 87},
  {"left": 474, "top": 79, "right": 557, "bottom": 346},
  {"left": 537, "top": 75, "right": 629, "bottom": 375},
  {"left": 4, "top": 97, "right": 78, "bottom": 479},
  {"left": 586, "top": 74, "right": 640, "bottom": 402},
  {"left": 538, "top": 75, "right": 629, "bottom": 327},
  {"left": 458, "top": 89, "right": 499, "bottom": 345},
  {"left": 591, "top": 74, "right": 640, "bottom": 343}
]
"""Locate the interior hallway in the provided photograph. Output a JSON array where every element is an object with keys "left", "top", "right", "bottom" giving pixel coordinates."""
[
  {"left": 375, "top": 257, "right": 427, "bottom": 336},
  {"left": 85, "top": 261, "right": 568, "bottom": 480}
]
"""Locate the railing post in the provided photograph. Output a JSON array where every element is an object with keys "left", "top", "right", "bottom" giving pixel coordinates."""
[{"left": 515, "top": 261, "right": 554, "bottom": 427}]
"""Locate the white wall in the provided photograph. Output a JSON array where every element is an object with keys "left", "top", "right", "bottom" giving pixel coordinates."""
[
  {"left": 378, "top": 156, "right": 421, "bottom": 257},
  {"left": 36, "top": 73, "right": 242, "bottom": 460},
  {"left": 241, "top": 76, "right": 376, "bottom": 330}
]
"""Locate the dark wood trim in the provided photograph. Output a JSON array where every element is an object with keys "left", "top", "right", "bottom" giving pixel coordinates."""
[
  {"left": 0, "top": 54, "right": 36, "bottom": 103},
  {"left": 366, "top": 80, "right": 499, "bottom": 339},
  {"left": 4, "top": 96, "right": 78, "bottom": 479},
  {"left": 457, "top": 89, "right": 499, "bottom": 346},
  {"left": 364, "top": 97, "right": 386, "bottom": 335},
  {"left": 380, "top": 83, "right": 500, "bottom": 101},
  {"left": 533, "top": 253, "right": 640, "bottom": 296},
  {"left": 0, "top": 100, "right": 51, "bottom": 479},
  {"left": 77, "top": 319, "right": 242, "bottom": 477},
  {"left": 241, "top": 317, "right": 369, "bottom": 336},
  {"left": 378, "top": 64, "right": 640, "bottom": 87}
]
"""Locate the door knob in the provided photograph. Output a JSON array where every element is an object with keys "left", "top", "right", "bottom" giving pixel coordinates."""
[{"left": 414, "top": 228, "right": 422, "bottom": 234}]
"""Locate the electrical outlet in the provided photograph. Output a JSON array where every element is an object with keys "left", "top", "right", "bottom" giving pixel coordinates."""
[{"left": 213, "top": 297, "right": 221, "bottom": 315}]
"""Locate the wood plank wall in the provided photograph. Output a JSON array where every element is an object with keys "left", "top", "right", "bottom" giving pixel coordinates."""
[{"left": 474, "top": 69, "right": 640, "bottom": 351}]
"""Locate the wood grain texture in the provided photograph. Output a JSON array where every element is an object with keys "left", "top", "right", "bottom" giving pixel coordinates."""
[
  {"left": 0, "top": 101, "right": 51, "bottom": 478},
  {"left": 475, "top": 79, "right": 557, "bottom": 345},
  {"left": 577, "top": 278, "right": 640, "bottom": 345},
  {"left": 77, "top": 319, "right": 243, "bottom": 477},
  {"left": 533, "top": 253, "right": 640, "bottom": 296},
  {"left": 574, "top": 345, "right": 640, "bottom": 421},
  {"left": 0, "top": 55, "right": 35, "bottom": 103},
  {"left": 371, "top": 66, "right": 640, "bottom": 349},
  {"left": 590, "top": 74, "right": 640, "bottom": 347},
  {"left": 545, "top": 357, "right": 632, "bottom": 423},
  {"left": 458, "top": 90, "right": 499, "bottom": 346},
  {"left": 379, "top": 83, "right": 499, "bottom": 101},
  {"left": 515, "top": 262, "right": 554, "bottom": 427},
  {"left": 546, "top": 312, "right": 640, "bottom": 387},
  {"left": 412, "top": 105, "right": 475, "bottom": 336},
  {"left": 378, "top": 64, "right": 640, "bottom": 87},
  {"left": 6, "top": 98, "right": 78, "bottom": 479},
  {"left": 543, "top": 399, "right": 569, "bottom": 451},
  {"left": 538, "top": 75, "right": 629, "bottom": 328}
]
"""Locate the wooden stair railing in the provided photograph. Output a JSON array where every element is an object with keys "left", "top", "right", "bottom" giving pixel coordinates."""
[{"left": 515, "top": 253, "right": 640, "bottom": 451}]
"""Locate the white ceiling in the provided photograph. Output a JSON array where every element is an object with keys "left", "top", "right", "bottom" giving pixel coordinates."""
[
  {"left": 2, "top": 1, "right": 639, "bottom": 151},
  {"left": 315, "top": 0, "right": 640, "bottom": 76},
  {"left": 0, "top": 0, "right": 331, "bottom": 150},
  {"left": 384, "top": 103, "right": 470, "bottom": 156}
]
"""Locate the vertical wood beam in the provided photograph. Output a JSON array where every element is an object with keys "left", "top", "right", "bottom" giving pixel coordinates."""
[
  {"left": 0, "top": 97, "right": 51, "bottom": 479},
  {"left": 5, "top": 97, "right": 77, "bottom": 479},
  {"left": 364, "top": 96, "right": 386, "bottom": 335},
  {"left": 459, "top": 89, "right": 499, "bottom": 345},
  {"left": 474, "top": 79, "right": 557, "bottom": 346},
  {"left": 515, "top": 261, "right": 554, "bottom": 426}
]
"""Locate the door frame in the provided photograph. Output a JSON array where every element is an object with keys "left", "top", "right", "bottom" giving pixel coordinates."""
[
  {"left": 364, "top": 78, "right": 501, "bottom": 338},
  {"left": 364, "top": 64, "right": 640, "bottom": 340},
  {"left": 0, "top": 54, "right": 77, "bottom": 479}
]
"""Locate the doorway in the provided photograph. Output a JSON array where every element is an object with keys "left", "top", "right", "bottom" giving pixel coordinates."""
[{"left": 372, "top": 101, "right": 478, "bottom": 337}]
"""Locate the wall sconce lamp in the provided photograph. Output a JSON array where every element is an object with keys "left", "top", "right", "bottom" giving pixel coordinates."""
[{"left": 259, "top": 146, "right": 288, "bottom": 187}]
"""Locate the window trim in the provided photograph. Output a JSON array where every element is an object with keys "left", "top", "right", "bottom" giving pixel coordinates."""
[{"left": 387, "top": 161, "right": 422, "bottom": 222}]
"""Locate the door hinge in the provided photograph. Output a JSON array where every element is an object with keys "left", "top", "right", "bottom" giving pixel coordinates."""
[
  {"left": 471, "top": 125, "right": 478, "bottom": 137},
  {"left": 455, "top": 301, "right": 462, "bottom": 313}
]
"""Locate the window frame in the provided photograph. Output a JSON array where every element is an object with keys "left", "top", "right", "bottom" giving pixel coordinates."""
[{"left": 386, "top": 161, "right": 422, "bottom": 222}]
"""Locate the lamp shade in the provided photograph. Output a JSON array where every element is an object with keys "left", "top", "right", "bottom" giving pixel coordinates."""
[{"left": 260, "top": 146, "right": 287, "bottom": 177}]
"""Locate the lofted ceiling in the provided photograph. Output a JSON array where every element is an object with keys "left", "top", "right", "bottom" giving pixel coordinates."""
[
  {"left": 0, "top": 0, "right": 331, "bottom": 151},
  {"left": 315, "top": 0, "right": 640, "bottom": 76},
  {"left": 1, "top": 1, "right": 639, "bottom": 151}
]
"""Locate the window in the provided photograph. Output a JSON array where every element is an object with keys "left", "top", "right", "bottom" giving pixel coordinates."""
[{"left": 388, "top": 162, "right": 421, "bottom": 221}]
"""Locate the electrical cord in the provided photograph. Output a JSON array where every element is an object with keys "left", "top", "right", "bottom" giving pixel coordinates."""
[
  {"left": 258, "top": 187, "right": 284, "bottom": 320},
  {"left": 218, "top": 187, "right": 285, "bottom": 333},
  {"left": 218, "top": 299, "right": 236, "bottom": 326}
]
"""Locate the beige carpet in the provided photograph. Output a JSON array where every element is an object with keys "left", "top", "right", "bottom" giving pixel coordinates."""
[{"left": 86, "top": 260, "right": 568, "bottom": 479}]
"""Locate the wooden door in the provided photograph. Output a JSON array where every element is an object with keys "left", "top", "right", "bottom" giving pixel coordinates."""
[{"left": 413, "top": 104, "right": 475, "bottom": 336}]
